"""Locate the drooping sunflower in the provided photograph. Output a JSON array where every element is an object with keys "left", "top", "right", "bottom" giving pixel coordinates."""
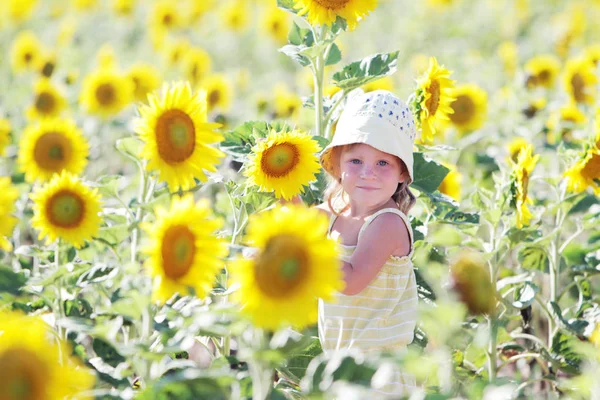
[
  {"left": 564, "top": 144, "right": 600, "bottom": 196},
  {"left": 506, "top": 137, "right": 531, "bottom": 163},
  {"left": 414, "top": 57, "right": 455, "bottom": 144},
  {"left": 182, "top": 48, "right": 212, "bottom": 86},
  {"left": 447, "top": 84, "right": 487, "bottom": 134},
  {"left": 509, "top": 145, "right": 539, "bottom": 228},
  {"left": 230, "top": 204, "right": 343, "bottom": 330},
  {"left": 201, "top": 73, "right": 233, "bottom": 112},
  {"left": 135, "top": 82, "right": 224, "bottom": 192},
  {"left": 0, "top": 311, "right": 95, "bottom": 399},
  {"left": 0, "top": 178, "right": 19, "bottom": 252},
  {"left": 141, "top": 194, "right": 227, "bottom": 303},
  {"left": 524, "top": 54, "right": 561, "bottom": 89},
  {"left": 10, "top": 30, "right": 43, "bottom": 73},
  {"left": 221, "top": 0, "right": 249, "bottom": 32},
  {"left": 563, "top": 57, "right": 598, "bottom": 105},
  {"left": 30, "top": 171, "right": 102, "bottom": 248},
  {"left": 80, "top": 68, "right": 133, "bottom": 118},
  {"left": 126, "top": 63, "right": 161, "bottom": 102},
  {"left": 0, "top": 118, "right": 11, "bottom": 156},
  {"left": 18, "top": 119, "right": 89, "bottom": 183},
  {"left": 245, "top": 129, "right": 321, "bottom": 200},
  {"left": 274, "top": 84, "right": 302, "bottom": 120},
  {"left": 293, "top": 0, "right": 378, "bottom": 31},
  {"left": 450, "top": 251, "right": 495, "bottom": 315},
  {"left": 26, "top": 78, "right": 67, "bottom": 121},
  {"left": 438, "top": 161, "right": 462, "bottom": 201},
  {"left": 261, "top": 5, "right": 291, "bottom": 43},
  {"left": 39, "top": 51, "right": 57, "bottom": 78}
]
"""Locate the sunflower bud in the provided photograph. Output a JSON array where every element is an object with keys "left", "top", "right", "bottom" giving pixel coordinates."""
[{"left": 450, "top": 251, "right": 496, "bottom": 315}]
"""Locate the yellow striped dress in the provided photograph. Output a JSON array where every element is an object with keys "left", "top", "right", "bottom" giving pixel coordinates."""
[{"left": 318, "top": 208, "right": 419, "bottom": 398}]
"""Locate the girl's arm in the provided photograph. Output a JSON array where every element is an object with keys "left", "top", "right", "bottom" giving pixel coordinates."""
[{"left": 341, "top": 213, "right": 410, "bottom": 295}]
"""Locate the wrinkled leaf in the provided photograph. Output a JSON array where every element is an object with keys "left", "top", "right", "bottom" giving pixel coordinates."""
[{"left": 332, "top": 52, "right": 399, "bottom": 91}]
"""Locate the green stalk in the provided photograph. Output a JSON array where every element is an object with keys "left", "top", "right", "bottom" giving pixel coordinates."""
[
  {"left": 130, "top": 164, "right": 151, "bottom": 264},
  {"left": 55, "top": 239, "right": 66, "bottom": 341}
]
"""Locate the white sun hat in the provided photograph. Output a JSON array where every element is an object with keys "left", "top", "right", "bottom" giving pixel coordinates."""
[{"left": 320, "top": 89, "right": 417, "bottom": 183}]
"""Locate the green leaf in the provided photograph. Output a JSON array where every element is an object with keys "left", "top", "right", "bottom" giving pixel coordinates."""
[
  {"left": 549, "top": 331, "right": 583, "bottom": 374},
  {"left": 94, "top": 175, "right": 126, "bottom": 198},
  {"left": 412, "top": 152, "right": 450, "bottom": 194},
  {"left": 287, "top": 21, "right": 313, "bottom": 46},
  {"left": 506, "top": 227, "right": 542, "bottom": 244},
  {"left": 330, "top": 16, "right": 348, "bottom": 35},
  {"left": 332, "top": 51, "right": 399, "bottom": 91},
  {"left": 517, "top": 245, "right": 549, "bottom": 272},
  {"left": 282, "top": 337, "right": 323, "bottom": 383},
  {"left": 512, "top": 282, "right": 539, "bottom": 309},
  {"left": 95, "top": 224, "right": 131, "bottom": 246},
  {"left": 415, "top": 268, "right": 436, "bottom": 303},
  {"left": 115, "top": 137, "right": 143, "bottom": 163},
  {"left": 279, "top": 44, "right": 312, "bottom": 67},
  {"left": 303, "top": 353, "right": 376, "bottom": 393},
  {"left": 64, "top": 298, "right": 93, "bottom": 318},
  {"left": 563, "top": 243, "right": 590, "bottom": 265},
  {"left": 567, "top": 193, "right": 600, "bottom": 215},
  {"left": 220, "top": 121, "right": 269, "bottom": 162},
  {"left": 325, "top": 43, "right": 341, "bottom": 66},
  {"left": 93, "top": 338, "right": 126, "bottom": 368},
  {"left": 0, "top": 266, "right": 27, "bottom": 295},
  {"left": 277, "top": 0, "right": 297, "bottom": 14},
  {"left": 549, "top": 301, "right": 589, "bottom": 336}
]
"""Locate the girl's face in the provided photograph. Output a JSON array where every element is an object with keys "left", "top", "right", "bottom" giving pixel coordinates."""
[{"left": 339, "top": 143, "right": 406, "bottom": 208}]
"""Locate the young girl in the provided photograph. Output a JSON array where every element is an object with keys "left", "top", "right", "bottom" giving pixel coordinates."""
[{"left": 316, "top": 90, "right": 419, "bottom": 398}]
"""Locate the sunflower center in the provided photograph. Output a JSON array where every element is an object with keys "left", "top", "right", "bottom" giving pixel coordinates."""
[
  {"left": 208, "top": 89, "right": 221, "bottom": 109},
  {"left": 570, "top": 73, "right": 586, "bottom": 103},
  {"left": 581, "top": 153, "right": 600, "bottom": 180},
  {"left": 537, "top": 69, "right": 551, "bottom": 85},
  {"left": 155, "top": 109, "right": 196, "bottom": 164},
  {"left": 96, "top": 83, "right": 116, "bottom": 106},
  {"left": 23, "top": 52, "right": 33, "bottom": 63},
  {"left": 260, "top": 142, "right": 300, "bottom": 178},
  {"left": 161, "top": 225, "right": 196, "bottom": 280},
  {"left": 254, "top": 234, "right": 308, "bottom": 298},
  {"left": 33, "top": 132, "right": 72, "bottom": 172},
  {"left": 425, "top": 81, "right": 441, "bottom": 116},
  {"left": 312, "top": 0, "right": 351, "bottom": 10},
  {"left": 46, "top": 190, "right": 85, "bottom": 228},
  {"left": 449, "top": 94, "right": 475, "bottom": 125},
  {"left": 0, "top": 348, "right": 46, "bottom": 400},
  {"left": 35, "top": 92, "right": 56, "bottom": 114},
  {"left": 162, "top": 13, "right": 174, "bottom": 26}
]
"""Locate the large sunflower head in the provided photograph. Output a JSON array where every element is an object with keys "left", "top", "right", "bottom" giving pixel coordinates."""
[
  {"left": 524, "top": 55, "right": 561, "bottom": 89},
  {"left": 231, "top": 204, "right": 343, "bottom": 330},
  {"left": 509, "top": 144, "right": 539, "bottom": 228},
  {"left": 10, "top": 30, "right": 43, "bottom": 73},
  {"left": 30, "top": 171, "right": 102, "bottom": 248},
  {"left": 564, "top": 146, "right": 600, "bottom": 196},
  {"left": 26, "top": 78, "right": 67, "bottom": 121},
  {"left": 446, "top": 83, "right": 487, "bottom": 135},
  {"left": 0, "top": 177, "right": 19, "bottom": 252},
  {"left": 135, "top": 82, "right": 225, "bottom": 192},
  {"left": 413, "top": 57, "right": 456, "bottom": 144},
  {"left": 0, "top": 118, "right": 11, "bottom": 157},
  {"left": 201, "top": 73, "right": 233, "bottom": 112},
  {"left": 80, "top": 68, "right": 134, "bottom": 118},
  {"left": 294, "top": 0, "right": 378, "bottom": 31},
  {"left": 126, "top": 63, "right": 161, "bottom": 102},
  {"left": 0, "top": 311, "right": 95, "bottom": 399},
  {"left": 141, "top": 195, "right": 227, "bottom": 303},
  {"left": 18, "top": 119, "right": 89, "bottom": 183},
  {"left": 562, "top": 57, "right": 598, "bottom": 105},
  {"left": 182, "top": 48, "right": 212, "bottom": 86},
  {"left": 245, "top": 129, "right": 321, "bottom": 200}
]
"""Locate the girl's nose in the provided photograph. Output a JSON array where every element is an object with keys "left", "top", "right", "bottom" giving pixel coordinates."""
[{"left": 359, "top": 165, "right": 375, "bottom": 179}]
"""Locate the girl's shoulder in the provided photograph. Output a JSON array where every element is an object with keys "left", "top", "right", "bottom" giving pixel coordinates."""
[{"left": 315, "top": 202, "right": 332, "bottom": 219}]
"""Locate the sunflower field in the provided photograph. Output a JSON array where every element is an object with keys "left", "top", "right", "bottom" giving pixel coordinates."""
[{"left": 1, "top": 0, "right": 600, "bottom": 399}]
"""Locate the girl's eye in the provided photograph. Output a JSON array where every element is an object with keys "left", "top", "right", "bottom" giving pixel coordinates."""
[
  {"left": 377, "top": 160, "right": 389, "bottom": 166},
  {"left": 350, "top": 159, "right": 361, "bottom": 164}
]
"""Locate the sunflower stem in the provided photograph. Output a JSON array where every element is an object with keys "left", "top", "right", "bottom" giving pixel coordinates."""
[
  {"left": 324, "top": 89, "right": 346, "bottom": 140},
  {"left": 548, "top": 187, "right": 565, "bottom": 351},
  {"left": 131, "top": 163, "right": 149, "bottom": 265},
  {"left": 313, "top": 26, "right": 327, "bottom": 138},
  {"left": 55, "top": 239, "right": 66, "bottom": 341}
]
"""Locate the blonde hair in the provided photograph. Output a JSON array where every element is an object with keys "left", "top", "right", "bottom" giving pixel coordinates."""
[{"left": 324, "top": 144, "right": 417, "bottom": 216}]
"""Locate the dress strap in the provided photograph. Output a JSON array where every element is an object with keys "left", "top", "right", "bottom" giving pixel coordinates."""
[
  {"left": 327, "top": 213, "right": 339, "bottom": 236},
  {"left": 357, "top": 208, "right": 414, "bottom": 257}
]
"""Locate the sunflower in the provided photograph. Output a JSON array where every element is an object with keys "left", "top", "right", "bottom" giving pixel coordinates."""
[
  {"left": 294, "top": 0, "right": 378, "bottom": 30},
  {"left": 261, "top": 5, "right": 290, "bottom": 43},
  {"left": 7, "top": 0, "right": 38, "bottom": 23},
  {"left": 0, "top": 178, "right": 19, "bottom": 252},
  {"left": 524, "top": 54, "right": 561, "bottom": 89},
  {"left": 221, "top": 0, "right": 249, "bottom": 32},
  {"left": 414, "top": 57, "right": 455, "bottom": 144},
  {"left": 163, "top": 38, "right": 190, "bottom": 66},
  {"left": 80, "top": 68, "right": 134, "bottom": 118},
  {"left": 274, "top": 84, "right": 302, "bottom": 120},
  {"left": 564, "top": 145, "right": 600, "bottom": 196},
  {"left": 126, "top": 63, "right": 161, "bottom": 102},
  {"left": 0, "top": 118, "right": 11, "bottom": 157},
  {"left": 498, "top": 41, "right": 518, "bottom": 77},
  {"left": 0, "top": 311, "right": 95, "bottom": 399},
  {"left": 182, "top": 48, "right": 212, "bottom": 86},
  {"left": 30, "top": 171, "right": 102, "bottom": 248},
  {"left": 546, "top": 103, "right": 586, "bottom": 144},
  {"left": 584, "top": 44, "right": 600, "bottom": 66},
  {"left": 438, "top": 162, "right": 462, "bottom": 201},
  {"left": 149, "top": 0, "right": 181, "bottom": 31},
  {"left": 18, "top": 119, "right": 89, "bottom": 183},
  {"left": 200, "top": 73, "right": 233, "bottom": 112},
  {"left": 509, "top": 145, "right": 539, "bottom": 228},
  {"left": 135, "top": 82, "right": 224, "bottom": 192},
  {"left": 523, "top": 97, "right": 547, "bottom": 119},
  {"left": 447, "top": 84, "right": 487, "bottom": 134},
  {"left": 10, "top": 31, "right": 43, "bottom": 73},
  {"left": 141, "top": 194, "right": 227, "bottom": 303},
  {"left": 73, "top": 0, "right": 98, "bottom": 11},
  {"left": 245, "top": 129, "right": 321, "bottom": 200},
  {"left": 188, "top": 0, "right": 215, "bottom": 23},
  {"left": 230, "top": 204, "right": 343, "bottom": 330},
  {"left": 113, "top": 0, "right": 136, "bottom": 16},
  {"left": 563, "top": 57, "right": 598, "bottom": 105},
  {"left": 39, "top": 52, "right": 57, "bottom": 78},
  {"left": 26, "top": 78, "right": 67, "bottom": 121},
  {"left": 506, "top": 137, "right": 531, "bottom": 163},
  {"left": 450, "top": 251, "right": 495, "bottom": 315},
  {"left": 96, "top": 44, "right": 118, "bottom": 70}
]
